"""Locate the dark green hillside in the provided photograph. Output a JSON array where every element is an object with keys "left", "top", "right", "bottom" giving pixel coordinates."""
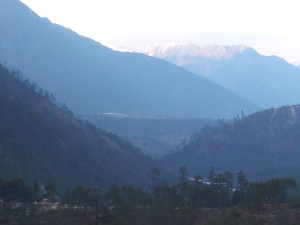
[
  {"left": 0, "top": 64, "right": 155, "bottom": 191},
  {"left": 161, "top": 105, "right": 300, "bottom": 181}
]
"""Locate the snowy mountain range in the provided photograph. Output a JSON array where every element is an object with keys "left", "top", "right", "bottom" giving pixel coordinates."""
[
  {"left": 147, "top": 43, "right": 252, "bottom": 61},
  {"left": 146, "top": 43, "right": 300, "bottom": 108}
]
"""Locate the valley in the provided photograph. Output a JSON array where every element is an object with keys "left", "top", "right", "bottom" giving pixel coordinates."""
[
  {"left": 82, "top": 113, "right": 217, "bottom": 157},
  {"left": 1, "top": 1, "right": 300, "bottom": 225}
]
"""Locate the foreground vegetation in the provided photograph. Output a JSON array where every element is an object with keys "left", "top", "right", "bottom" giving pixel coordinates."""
[{"left": 1, "top": 168, "right": 300, "bottom": 225}]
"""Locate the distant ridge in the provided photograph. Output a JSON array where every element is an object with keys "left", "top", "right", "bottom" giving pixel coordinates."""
[
  {"left": 0, "top": 0, "right": 259, "bottom": 119},
  {"left": 147, "top": 42, "right": 300, "bottom": 108}
]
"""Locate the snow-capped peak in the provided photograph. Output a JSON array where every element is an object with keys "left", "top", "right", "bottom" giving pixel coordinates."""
[
  {"left": 199, "top": 45, "right": 252, "bottom": 60},
  {"left": 146, "top": 42, "right": 201, "bottom": 58},
  {"left": 146, "top": 43, "right": 253, "bottom": 61}
]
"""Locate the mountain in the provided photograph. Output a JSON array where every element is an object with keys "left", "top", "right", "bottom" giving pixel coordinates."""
[
  {"left": 147, "top": 43, "right": 300, "bottom": 108},
  {"left": 0, "top": 63, "right": 157, "bottom": 191},
  {"left": 0, "top": 0, "right": 258, "bottom": 119},
  {"left": 83, "top": 113, "right": 217, "bottom": 158},
  {"left": 161, "top": 104, "right": 300, "bottom": 181},
  {"left": 147, "top": 43, "right": 250, "bottom": 61}
]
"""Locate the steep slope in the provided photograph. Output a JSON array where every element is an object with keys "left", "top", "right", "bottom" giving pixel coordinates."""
[
  {"left": 161, "top": 105, "right": 300, "bottom": 181},
  {"left": 147, "top": 43, "right": 300, "bottom": 108},
  {"left": 0, "top": 64, "right": 156, "bottom": 191},
  {"left": 0, "top": 0, "right": 258, "bottom": 118}
]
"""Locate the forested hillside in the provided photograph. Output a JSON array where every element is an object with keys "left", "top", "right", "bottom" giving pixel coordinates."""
[
  {"left": 161, "top": 105, "right": 300, "bottom": 181},
  {"left": 0, "top": 64, "right": 156, "bottom": 191}
]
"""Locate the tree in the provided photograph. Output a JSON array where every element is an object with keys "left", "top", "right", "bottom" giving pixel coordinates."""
[
  {"left": 89, "top": 188, "right": 102, "bottom": 225},
  {"left": 150, "top": 167, "right": 161, "bottom": 188},
  {"left": 44, "top": 175, "right": 56, "bottom": 202},
  {"left": 104, "top": 184, "right": 123, "bottom": 207},
  {"left": 64, "top": 185, "right": 93, "bottom": 206},
  {"left": 237, "top": 170, "right": 248, "bottom": 191},
  {"left": 208, "top": 166, "right": 216, "bottom": 181},
  {"left": 178, "top": 166, "right": 188, "bottom": 184},
  {"left": 177, "top": 166, "right": 189, "bottom": 206},
  {"left": 223, "top": 171, "right": 233, "bottom": 189}
]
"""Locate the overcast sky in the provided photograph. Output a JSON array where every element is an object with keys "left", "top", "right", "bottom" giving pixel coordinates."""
[{"left": 20, "top": 0, "right": 300, "bottom": 63}]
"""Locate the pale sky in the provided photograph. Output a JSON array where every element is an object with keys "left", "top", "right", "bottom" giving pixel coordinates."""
[{"left": 20, "top": 0, "right": 300, "bottom": 63}]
